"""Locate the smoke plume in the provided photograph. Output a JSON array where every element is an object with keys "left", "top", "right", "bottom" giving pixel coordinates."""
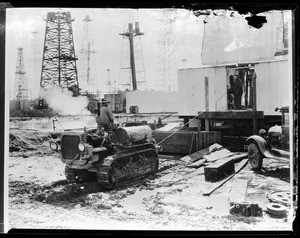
[{"left": 39, "top": 86, "right": 91, "bottom": 115}]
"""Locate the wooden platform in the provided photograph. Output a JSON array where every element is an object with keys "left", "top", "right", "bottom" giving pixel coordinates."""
[
  {"left": 197, "top": 110, "right": 263, "bottom": 119},
  {"left": 197, "top": 110, "right": 264, "bottom": 135}
]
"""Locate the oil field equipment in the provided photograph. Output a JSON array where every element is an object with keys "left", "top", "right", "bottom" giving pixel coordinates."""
[{"left": 40, "top": 12, "right": 80, "bottom": 99}]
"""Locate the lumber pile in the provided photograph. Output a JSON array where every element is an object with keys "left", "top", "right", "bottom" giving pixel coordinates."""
[
  {"left": 180, "top": 143, "right": 249, "bottom": 196},
  {"left": 181, "top": 143, "right": 247, "bottom": 166}
]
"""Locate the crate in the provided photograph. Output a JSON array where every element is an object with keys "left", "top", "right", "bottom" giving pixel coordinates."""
[{"left": 204, "top": 157, "right": 235, "bottom": 182}]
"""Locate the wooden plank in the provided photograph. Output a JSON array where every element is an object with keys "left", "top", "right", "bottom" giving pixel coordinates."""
[
  {"left": 180, "top": 148, "right": 209, "bottom": 163},
  {"left": 153, "top": 130, "right": 196, "bottom": 154},
  {"left": 180, "top": 142, "right": 225, "bottom": 163},
  {"left": 189, "top": 133, "right": 197, "bottom": 154},
  {"left": 205, "top": 119, "right": 210, "bottom": 132},
  {"left": 197, "top": 119, "right": 202, "bottom": 132},
  {"left": 227, "top": 152, "right": 248, "bottom": 162},
  {"left": 187, "top": 158, "right": 207, "bottom": 168},
  {"left": 197, "top": 111, "right": 264, "bottom": 119},
  {"left": 203, "top": 159, "right": 248, "bottom": 196},
  {"left": 228, "top": 179, "right": 250, "bottom": 203},
  {"left": 203, "top": 148, "right": 234, "bottom": 162},
  {"left": 198, "top": 132, "right": 203, "bottom": 151}
]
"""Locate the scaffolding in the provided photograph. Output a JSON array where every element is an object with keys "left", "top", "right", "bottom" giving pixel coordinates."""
[{"left": 40, "top": 12, "right": 79, "bottom": 96}]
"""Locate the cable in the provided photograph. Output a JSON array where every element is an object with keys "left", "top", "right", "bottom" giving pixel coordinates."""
[{"left": 156, "top": 90, "right": 228, "bottom": 146}]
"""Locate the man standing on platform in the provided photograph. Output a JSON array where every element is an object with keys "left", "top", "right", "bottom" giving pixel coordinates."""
[{"left": 233, "top": 74, "right": 243, "bottom": 110}]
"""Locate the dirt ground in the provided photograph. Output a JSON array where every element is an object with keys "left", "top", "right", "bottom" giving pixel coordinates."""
[{"left": 7, "top": 129, "right": 297, "bottom": 232}]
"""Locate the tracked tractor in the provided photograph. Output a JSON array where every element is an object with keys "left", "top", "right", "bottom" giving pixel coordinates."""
[{"left": 50, "top": 125, "right": 159, "bottom": 188}]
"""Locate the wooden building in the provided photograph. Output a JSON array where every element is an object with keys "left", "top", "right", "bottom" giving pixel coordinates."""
[{"left": 178, "top": 10, "right": 292, "bottom": 137}]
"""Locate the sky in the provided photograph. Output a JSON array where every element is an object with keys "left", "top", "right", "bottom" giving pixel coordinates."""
[{"left": 6, "top": 8, "right": 205, "bottom": 99}]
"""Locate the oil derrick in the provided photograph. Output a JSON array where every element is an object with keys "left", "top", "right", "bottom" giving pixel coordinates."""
[
  {"left": 79, "top": 15, "right": 97, "bottom": 93},
  {"left": 156, "top": 9, "right": 178, "bottom": 91},
  {"left": 40, "top": 12, "right": 79, "bottom": 97},
  {"left": 14, "top": 47, "right": 31, "bottom": 109},
  {"left": 31, "top": 31, "right": 39, "bottom": 99},
  {"left": 119, "top": 13, "right": 146, "bottom": 91}
]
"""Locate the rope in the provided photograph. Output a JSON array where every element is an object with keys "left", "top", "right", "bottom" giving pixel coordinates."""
[{"left": 156, "top": 90, "right": 228, "bottom": 146}]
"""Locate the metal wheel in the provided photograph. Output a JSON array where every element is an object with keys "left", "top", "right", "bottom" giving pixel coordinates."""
[
  {"left": 266, "top": 203, "right": 287, "bottom": 217},
  {"left": 248, "top": 143, "right": 264, "bottom": 170}
]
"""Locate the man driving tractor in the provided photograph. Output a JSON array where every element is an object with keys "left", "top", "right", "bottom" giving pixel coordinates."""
[{"left": 96, "top": 98, "right": 114, "bottom": 134}]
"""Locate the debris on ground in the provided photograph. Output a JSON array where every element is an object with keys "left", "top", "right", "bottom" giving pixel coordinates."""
[
  {"left": 8, "top": 129, "right": 294, "bottom": 230},
  {"left": 229, "top": 202, "right": 263, "bottom": 217},
  {"left": 267, "top": 191, "right": 291, "bottom": 206},
  {"left": 266, "top": 203, "right": 288, "bottom": 218},
  {"left": 181, "top": 143, "right": 247, "bottom": 165},
  {"left": 9, "top": 129, "right": 61, "bottom": 156}
]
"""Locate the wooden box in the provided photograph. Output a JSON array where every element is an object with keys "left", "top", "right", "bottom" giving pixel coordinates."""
[
  {"left": 204, "top": 157, "right": 235, "bottom": 182},
  {"left": 153, "top": 130, "right": 221, "bottom": 155}
]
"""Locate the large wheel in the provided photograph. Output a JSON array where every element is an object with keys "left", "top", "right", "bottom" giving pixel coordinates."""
[{"left": 248, "top": 142, "right": 264, "bottom": 170}]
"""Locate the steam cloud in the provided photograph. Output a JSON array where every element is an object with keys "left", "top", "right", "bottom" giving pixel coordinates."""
[{"left": 39, "top": 86, "right": 91, "bottom": 115}]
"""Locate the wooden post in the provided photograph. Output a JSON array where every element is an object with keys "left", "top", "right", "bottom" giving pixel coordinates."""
[
  {"left": 252, "top": 73, "right": 257, "bottom": 111},
  {"left": 205, "top": 119, "right": 210, "bottom": 131},
  {"left": 197, "top": 118, "right": 201, "bottom": 151},
  {"left": 198, "top": 118, "right": 202, "bottom": 132},
  {"left": 205, "top": 76, "right": 210, "bottom": 131},
  {"left": 253, "top": 118, "right": 257, "bottom": 135},
  {"left": 205, "top": 76, "right": 209, "bottom": 111}
]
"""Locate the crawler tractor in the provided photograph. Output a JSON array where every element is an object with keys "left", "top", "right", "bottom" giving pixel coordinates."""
[{"left": 50, "top": 125, "right": 159, "bottom": 188}]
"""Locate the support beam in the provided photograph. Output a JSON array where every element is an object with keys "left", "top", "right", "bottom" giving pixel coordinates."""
[{"left": 253, "top": 118, "right": 258, "bottom": 135}]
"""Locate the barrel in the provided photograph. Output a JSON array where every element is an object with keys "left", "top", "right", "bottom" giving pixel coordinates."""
[{"left": 115, "top": 125, "right": 152, "bottom": 145}]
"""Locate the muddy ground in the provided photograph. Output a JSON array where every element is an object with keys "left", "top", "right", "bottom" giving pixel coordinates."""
[{"left": 7, "top": 129, "right": 296, "bottom": 231}]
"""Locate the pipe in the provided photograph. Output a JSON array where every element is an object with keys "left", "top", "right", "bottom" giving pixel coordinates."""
[{"left": 115, "top": 125, "right": 152, "bottom": 145}]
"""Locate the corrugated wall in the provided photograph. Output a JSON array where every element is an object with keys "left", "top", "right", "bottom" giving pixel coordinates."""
[{"left": 125, "top": 90, "right": 178, "bottom": 113}]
